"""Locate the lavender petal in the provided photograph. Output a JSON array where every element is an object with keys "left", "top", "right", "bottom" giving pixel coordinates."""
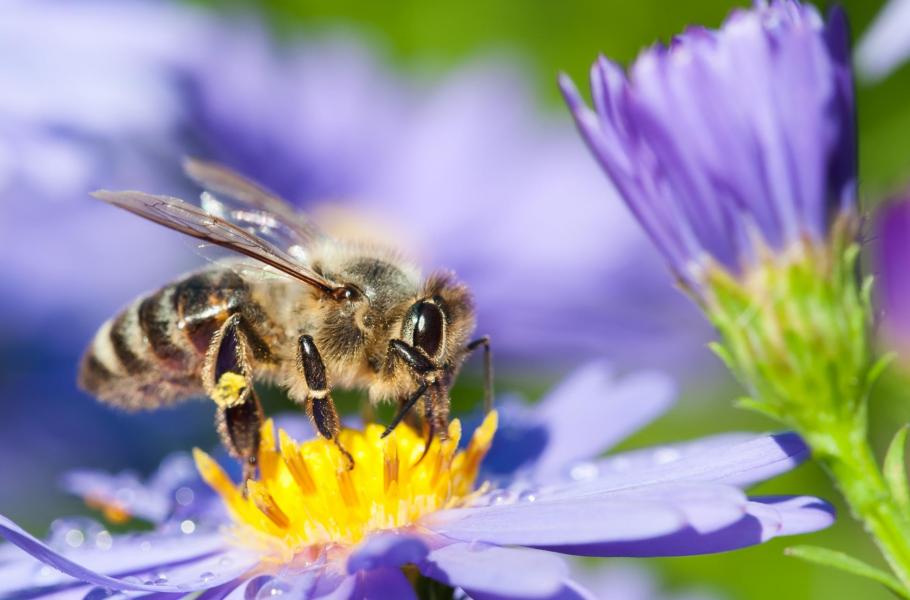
[
  {"left": 534, "top": 496, "right": 834, "bottom": 557},
  {"left": 0, "top": 515, "right": 256, "bottom": 594},
  {"left": 346, "top": 532, "right": 429, "bottom": 574},
  {"left": 531, "top": 363, "right": 675, "bottom": 479},
  {"left": 418, "top": 542, "right": 566, "bottom": 599},
  {"left": 584, "top": 432, "right": 808, "bottom": 489},
  {"left": 427, "top": 482, "right": 747, "bottom": 548}
]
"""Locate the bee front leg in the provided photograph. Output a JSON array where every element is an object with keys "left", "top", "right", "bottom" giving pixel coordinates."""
[
  {"left": 203, "top": 314, "right": 264, "bottom": 487},
  {"left": 297, "top": 335, "right": 354, "bottom": 469},
  {"left": 382, "top": 340, "right": 444, "bottom": 445}
]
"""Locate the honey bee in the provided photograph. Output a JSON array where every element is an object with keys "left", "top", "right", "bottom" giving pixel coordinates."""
[{"left": 78, "top": 159, "right": 492, "bottom": 482}]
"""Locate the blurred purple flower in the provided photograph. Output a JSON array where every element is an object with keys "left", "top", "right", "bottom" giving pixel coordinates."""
[
  {"left": 856, "top": 0, "right": 910, "bottom": 82},
  {"left": 0, "top": 364, "right": 832, "bottom": 599},
  {"left": 876, "top": 195, "right": 910, "bottom": 362},
  {"left": 560, "top": 0, "right": 855, "bottom": 293},
  {"left": 0, "top": 0, "right": 213, "bottom": 335}
]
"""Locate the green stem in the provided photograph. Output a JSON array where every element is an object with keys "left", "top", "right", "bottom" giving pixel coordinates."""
[{"left": 814, "top": 423, "right": 910, "bottom": 593}]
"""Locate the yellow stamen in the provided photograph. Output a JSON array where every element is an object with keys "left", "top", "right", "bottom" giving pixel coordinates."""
[{"left": 194, "top": 412, "right": 498, "bottom": 555}]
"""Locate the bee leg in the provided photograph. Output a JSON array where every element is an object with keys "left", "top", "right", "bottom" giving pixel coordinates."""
[
  {"left": 466, "top": 336, "right": 494, "bottom": 413},
  {"left": 382, "top": 339, "right": 439, "bottom": 439},
  {"left": 382, "top": 382, "right": 429, "bottom": 438},
  {"left": 297, "top": 335, "right": 354, "bottom": 469},
  {"left": 215, "top": 387, "right": 264, "bottom": 488},
  {"left": 204, "top": 314, "right": 263, "bottom": 488}
]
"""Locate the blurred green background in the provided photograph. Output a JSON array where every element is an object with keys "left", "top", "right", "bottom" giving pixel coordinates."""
[{"left": 25, "top": 0, "right": 910, "bottom": 598}]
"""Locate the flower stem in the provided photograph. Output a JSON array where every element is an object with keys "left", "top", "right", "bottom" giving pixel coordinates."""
[{"left": 811, "top": 421, "right": 910, "bottom": 593}]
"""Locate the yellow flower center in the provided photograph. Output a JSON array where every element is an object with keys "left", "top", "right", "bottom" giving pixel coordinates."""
[{"left": 194, "top": 411, "right": 498, "bottom": 561}]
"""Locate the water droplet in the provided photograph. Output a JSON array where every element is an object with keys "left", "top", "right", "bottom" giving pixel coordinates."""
[
  {"left": 95, "top": 530, "right": 113, "bottom": 550},
  {"left": 518, "top": 490, "right": 537, "bottom": 503},
  {"left": 259, "top": 580, "right": 290, "bottom": 597},
  {"left": 139, "top": 541, "right": 152, "bottom": 552},
  {"left": 180, "top": 519, "right": 196, "bottom": 534},
  {"left": 144, "top": 574, "right": 168, "bottom": 585},
  {"left": 218, "top": 556, "right": 234, "bottom": 567},
  {"left": 199, "top": 571, "right": 214, "bottom": 583},
  {"left": 38, "top": 566, "right": 54, "bottom": 579},
  {"left": 568, "top": 461, "right": 599, "bottom": 481},
  {"left": 64, "top": 529, "right": 85, "bottom": 548},
  {"left": 487, "top": 490, "right": 511, "bottom": 505},
  {"left": 654, "top": 447, "right": 681, "bottom": 465},
  {"left": 175, "top": 486, "right": 195, "bottom": 506}
]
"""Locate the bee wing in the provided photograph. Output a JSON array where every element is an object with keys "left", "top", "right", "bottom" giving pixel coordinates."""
[
  {"left": 183, "top": 158, "right": 328, "bottom": 246},
  {"left": 91, "top": 190, "right": 340, "bottom": 294}
]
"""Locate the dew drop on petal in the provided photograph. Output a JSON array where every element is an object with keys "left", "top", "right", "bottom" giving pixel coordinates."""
[
  {"left": 518, "top": 490, "right": 537, "bottom": 503},
  {"left": 64, "top": 529, "right": 85, "bottom": 548},
  {"left": 568, "top": 461, "right": 599, "bottom": 481},
  {"left": 144, "top": 573, "right": 168, "bottom": 585},
  {"left": 487, "top": 490, "right": 511, "bottom": 505},
  {"left": 139, "top": 541, "right": 152, "bottom": 552},
  {"left": 654, "top": 447, "right": 681, "bottom": 464},
  {"left": 175, "top": 486, "right": 195, "bottom": 506},
  {"left": 219, "top": 556, "right": 234, "bottom": 567},
  {"left": 95, "top": 530, "right": 113, "bottom": 550},
  {"left": 180, "top": 519, "right": 196, "bottom": 534},
  {"left": 83, "top": 587, "right": 119, "bottom": 600},
  {"left": 199, "top": 571, "right": 214, "bottom": 583},
  {"left": 259, "top": 580, "right": 290, "bottom": 597},
  {"left": 38, "top": 566, "right": 55, "bottom": 580}
]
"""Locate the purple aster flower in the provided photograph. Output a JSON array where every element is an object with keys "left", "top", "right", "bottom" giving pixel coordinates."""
[
  {"left": 876, "top": 195, "right": 910, "bottom": 363},
  {"left": 856, "top": 0, "right": 910, "bottom": 82},
  {"left": 559, "top": 0, "right": 855, "bottom": 293},
  {"left": 0, "top": 364, "right": 833, "bottom": 599}
]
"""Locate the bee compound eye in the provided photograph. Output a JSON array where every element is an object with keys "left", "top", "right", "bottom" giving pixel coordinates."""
[{"left": 413, "top": 302, "right": 444, "bottom": 358}]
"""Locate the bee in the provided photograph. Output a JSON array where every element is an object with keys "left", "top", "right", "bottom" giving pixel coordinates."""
[{"left": 78, "top": 159, "right": 493, "bottom": 482}]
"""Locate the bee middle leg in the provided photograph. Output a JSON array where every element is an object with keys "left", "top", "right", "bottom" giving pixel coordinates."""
[
  {"left": 297, "top": 335, "right": 354, "bottom": 469},
  {"left": 203, "top": 314, "right": 264, "bottom": 486}
]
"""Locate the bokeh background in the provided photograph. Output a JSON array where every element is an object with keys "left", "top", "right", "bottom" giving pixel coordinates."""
[{"left": 2, "top": 0, "right": 910, "bottom": 598}]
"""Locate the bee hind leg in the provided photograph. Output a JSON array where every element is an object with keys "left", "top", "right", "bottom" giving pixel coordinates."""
[
  {"left": 205, "top": 314, "right": 264, "bottom": 489},
  {"left": 297, "top": 335, "right": 354, "bottom": 470}
]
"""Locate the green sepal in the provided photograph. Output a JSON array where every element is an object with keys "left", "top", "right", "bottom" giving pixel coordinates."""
[
  {"left": 869, "top": 353, "right": 896, "bottom": 387},
  {"left": 785, "top": 545, "right": 910, "bottom": 598},
  {"left": 734, "top": 396, "right": 782, "bottom": 421},
  {"left": 885, "top": 425, "right": 910, "bottom": 516}
]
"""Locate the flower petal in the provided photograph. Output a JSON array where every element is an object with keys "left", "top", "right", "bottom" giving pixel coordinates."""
[
  {"left": 427, "top": 482, "right": 747, "bottom": 549},
  {"left": 418, "top": 542, "right": 566, "bottom": 599},
  {"left": 466, "top": 579, "right": 596, "bottom": 600},
  {"left": 346, "top": 532, "right": 429, "bottom": 574},
  {"left": 0, "top": 514, "right": 257, "bottom": 594},
  {"left": 536, "top": 496, "right": 834, "bottom": 557},
  {"left": 573, "top": 432, "right": 808, "bottom": 490},
  {"left": 530, "top": 363, "right": 675, "bottom": 479},
  {"left": 318, "top": 568, "right": 416, "bottom": 600}
]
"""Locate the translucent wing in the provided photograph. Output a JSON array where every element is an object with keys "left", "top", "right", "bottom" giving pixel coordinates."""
[
  {"left": 183, "top": 158, "right": 327, "bottom": 257},
  {"left": 91, "top": 190, "right": 340, "bottom": 294}
]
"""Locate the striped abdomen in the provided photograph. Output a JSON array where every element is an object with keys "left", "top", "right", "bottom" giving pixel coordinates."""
[{"left": 78, "top": 268, "right": 277, "bottom": 410}]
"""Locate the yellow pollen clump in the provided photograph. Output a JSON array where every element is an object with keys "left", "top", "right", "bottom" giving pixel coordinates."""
[
  {"left": 211, "top": 372, "right": 248, "bottom": 408},
  {"left": 194, "top": 411, "right": 498, "bottom": 558}
]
